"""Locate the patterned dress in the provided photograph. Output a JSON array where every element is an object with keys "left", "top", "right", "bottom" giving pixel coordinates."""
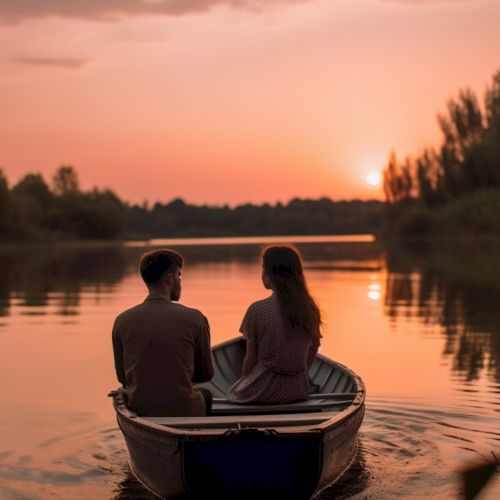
[{"left": 227, "top": 294, "right": 320, "bottom": 404}]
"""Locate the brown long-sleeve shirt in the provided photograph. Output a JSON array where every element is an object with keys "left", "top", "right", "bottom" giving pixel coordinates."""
[{"left": 112, "top": 296, "right": 214, "bottom": 416}]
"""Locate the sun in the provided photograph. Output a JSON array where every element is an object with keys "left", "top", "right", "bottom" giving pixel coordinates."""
[{"left": 366, "top": 172, "right": 381, "bottom": 187}]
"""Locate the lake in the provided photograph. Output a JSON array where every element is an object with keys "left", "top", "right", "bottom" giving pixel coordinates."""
[{"left": 0, "top": 236, "right": 499, "bottom": 499}]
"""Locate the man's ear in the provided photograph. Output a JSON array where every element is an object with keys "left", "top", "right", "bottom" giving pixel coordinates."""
[{"left": 164, "top": 272, "right": 174, "bottom": 286}]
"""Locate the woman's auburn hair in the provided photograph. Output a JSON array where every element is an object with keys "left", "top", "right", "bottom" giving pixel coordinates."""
[{"left": 262, "top": 245, "right": 322, "bottom": 341}]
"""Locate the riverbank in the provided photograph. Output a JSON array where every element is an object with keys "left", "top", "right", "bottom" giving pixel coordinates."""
[{"left": 383, "top": 189, "right": 500, "bottom": 240}]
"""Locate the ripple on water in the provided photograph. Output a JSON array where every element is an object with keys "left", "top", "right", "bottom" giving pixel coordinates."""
[
  {"left": 0, "top": 425, "right": 126, "bottom": 500},
  {"left": 1, "top": 398, "right": 499, "bottom": 499},
  {"left": 318, "top": 396, "right": 499, "bottom": 499}
]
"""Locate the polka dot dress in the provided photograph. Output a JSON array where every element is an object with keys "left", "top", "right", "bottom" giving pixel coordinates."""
[{"left": 227, "top": 294, "right": 319, "bottom": 404}]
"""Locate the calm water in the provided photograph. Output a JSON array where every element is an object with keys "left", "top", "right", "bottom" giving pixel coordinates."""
[{"left": 0, "top": 237, "right": 499, "bottom": 499}]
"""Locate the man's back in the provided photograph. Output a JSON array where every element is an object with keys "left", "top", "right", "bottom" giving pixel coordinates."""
[{"left": 112, "top": 296, "right": 213, "bottom": 417}]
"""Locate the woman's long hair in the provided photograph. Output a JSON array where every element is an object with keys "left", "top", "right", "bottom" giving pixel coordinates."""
[{"left": 262, "top": 246, "right": 322, "bottom": 341}]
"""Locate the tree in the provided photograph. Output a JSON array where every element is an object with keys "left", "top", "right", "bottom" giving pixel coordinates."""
[
  {"left": 12, "top": 173, "right": 52, "bottom": 206},
  {"left": 0, "top": 169, "right": 9, "bottom": 237},
  {"left": 9, "top": 173, "right": 54, "bottom": 239},
  {"left": 383, "top": 151, "right": 414, "bottom": 204},
  {"left": 52, "top": 165, "right": 79, "bottom": 197},
  {"left": 384, "top": 69, "right": 500, "bottom": 209},
  {"left": 416, "top": 149, "right": 443, "bottom": 206},
  {"left": 484, "top": 71, "right": 500, "bottom": 187}
]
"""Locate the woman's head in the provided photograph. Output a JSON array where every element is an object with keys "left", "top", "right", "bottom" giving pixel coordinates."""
[
  {"left": 262, "top": 246, "right": 304, "bottom": 286},
  {"left": 261, "top": 246, "right": 322, "bottom": 341}
]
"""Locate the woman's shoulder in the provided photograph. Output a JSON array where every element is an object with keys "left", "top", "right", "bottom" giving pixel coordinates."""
[
  {"left": 243, "top": 296, "right": 281, "bottom": 324},
  {"left": 246, "top": 295, "right": 276, "bottom": 314}
]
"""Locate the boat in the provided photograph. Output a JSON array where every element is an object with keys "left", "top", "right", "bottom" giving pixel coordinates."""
[{"left": 109, "top": 337, "right": 365, "bottom": 499}]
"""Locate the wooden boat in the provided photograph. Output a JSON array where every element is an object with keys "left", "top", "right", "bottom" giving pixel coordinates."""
[{"left": 110, "top": 337, "right": 365, "bottom": 499}]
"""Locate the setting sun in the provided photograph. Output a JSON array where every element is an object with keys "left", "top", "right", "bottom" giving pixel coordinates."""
[{"left": 366, "top": 172, "right": 381, "bottom": 187}]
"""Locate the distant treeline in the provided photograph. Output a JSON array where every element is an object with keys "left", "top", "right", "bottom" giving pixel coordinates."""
[
  {"left": 383, "top": 69, "right": 500, "bottom": 238},
  {"left": 0, "top": 166, "right": 383, "bottom": 241},
  {"left": 127, "top": 198, "right": 383, "bottom": 238},
  {"left": 0, "top": 166, "right": 125, "bottom": 241}
]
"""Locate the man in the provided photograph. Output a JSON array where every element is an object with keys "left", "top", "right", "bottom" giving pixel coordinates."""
[{"left": 112, "top": 249, "right": 214, "bottom": 416}]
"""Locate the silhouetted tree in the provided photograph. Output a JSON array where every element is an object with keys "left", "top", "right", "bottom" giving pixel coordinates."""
[
  {"left": 0, "top": 167, "right": 126, "bottom": 241},
  {"left": 52, "top": 165, "right": 79, "bottom": 197},
  {"left": 0, "top": 166, "right": 383, "bottom": 241},
  {"left": 383, "top": 69, "right": 500, "bottom": 236},
  {"left": 415, "top": 148, "right": 443, "bottom": 206},
  {"left": 125, "top": 198, "right": 383, "bottom": 238},
  {"left": 9, "top": 173, "right": 54, "bottom": 239},
  {"left": 383, "top": 151, "right": 414, "bottom": 204},
  {"left": 73, "top": 189, "right": 126, "bottom": 239},
  {"left": 12, "top": 173, "right": 53, "bottom": 206},
  {"left": 484, "top": 71, "right": 500, "bottom": 186},
  {"left": 0, "top": 169, "right": 9, "bottom": 237}
]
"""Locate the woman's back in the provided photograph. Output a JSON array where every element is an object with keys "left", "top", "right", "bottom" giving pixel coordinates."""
[
  {"left": 227, "top": 295, "right": 318, "bottom": 404},
  {"left": 228, "top": 245, "right": 322, "bottom": 405},
  {"left": 251, "top": 295, "right": 312, "bottom": 375}
]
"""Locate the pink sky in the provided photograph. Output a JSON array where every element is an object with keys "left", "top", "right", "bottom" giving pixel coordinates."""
[{"left": 0, "top": 0, "right": 499, "bottom": 205}]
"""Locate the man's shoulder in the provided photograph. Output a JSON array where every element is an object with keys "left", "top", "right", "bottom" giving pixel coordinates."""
[
  {"left": 113, "top": 303, "right": 145, "bottom": 326},
  {"left": 171, "top": 302, "right": 207, "bottom": 323},
  {"left": 115, "top": 301, "right": 205, "bottom": 318}
]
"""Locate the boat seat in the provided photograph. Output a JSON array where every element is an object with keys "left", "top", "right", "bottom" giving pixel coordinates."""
[
  {"left": 142, "top": 412, "right": 333, "bottom": 429},
  {"left": 210, "top": 396, "right": 354, "bottom": 415}
]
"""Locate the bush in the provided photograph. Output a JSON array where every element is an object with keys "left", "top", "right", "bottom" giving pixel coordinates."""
[{"left": 435, "top": 189, "right": 500, "bottom": 236}]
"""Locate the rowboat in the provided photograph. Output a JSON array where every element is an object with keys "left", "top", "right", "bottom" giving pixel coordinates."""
[{"left": 110, "top": 337, "right": 365, "bottom": 499}]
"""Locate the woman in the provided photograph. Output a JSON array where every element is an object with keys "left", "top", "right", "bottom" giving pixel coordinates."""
[{"left": 227, "top": 246, "right": 322, "bottom": 404}]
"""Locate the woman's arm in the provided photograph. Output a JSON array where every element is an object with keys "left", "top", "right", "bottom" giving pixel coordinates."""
[{"left": 242, "top": 339, "right": 258, "bottom": 376}]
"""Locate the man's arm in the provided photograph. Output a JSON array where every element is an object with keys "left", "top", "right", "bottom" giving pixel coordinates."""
[
  {"left": 193, "top": 316, "right": 214, "bottom": 383},
  {"left": 112, "top": 319, "right": 126, "bottom": 386}
]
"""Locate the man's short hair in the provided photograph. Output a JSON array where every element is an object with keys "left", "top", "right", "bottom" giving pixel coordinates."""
[{"left": 139, "top": 249, "right": 183, "bottom": 285}]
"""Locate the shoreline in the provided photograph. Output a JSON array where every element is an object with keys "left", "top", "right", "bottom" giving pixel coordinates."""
[{"left": 0, "top": 233, "right": 376, "bottom": 249}]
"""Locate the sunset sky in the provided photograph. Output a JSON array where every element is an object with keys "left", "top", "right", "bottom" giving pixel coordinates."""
[{"left": 0, "top": 0, "right": 499, "bottom": 205}]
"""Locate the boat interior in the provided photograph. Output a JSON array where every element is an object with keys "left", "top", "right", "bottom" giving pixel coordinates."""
[
  {"left": 197, "top": 338, "right": 359, "bottom": 416},
  {"left": 134, "top": 339, "right": 363, "bottom": 429}
]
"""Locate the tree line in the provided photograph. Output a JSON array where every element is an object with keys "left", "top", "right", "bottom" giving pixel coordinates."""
[
  {"left": 383, "top": 69, "right": 500, "bottom": 237},
  {"left": 127, "top": 197, "right": 383, "bottom": 238},
  {"left": 0, "top": 166, "right": 383, "bottom": 241},
  {"left": 0, "top": 166, "right": 125, "bottom": 240}
]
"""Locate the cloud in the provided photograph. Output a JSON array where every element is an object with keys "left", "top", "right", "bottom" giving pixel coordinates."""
[
  {"left": 0, "top": 0, "right": 311, "bottom": 24},
  {"left": 11, "top": 56, "right": 91, "bottom": 69}
]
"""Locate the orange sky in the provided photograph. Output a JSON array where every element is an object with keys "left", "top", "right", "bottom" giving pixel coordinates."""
[{"left": 0, "top": 0, "right": 499, "bottom": 205}]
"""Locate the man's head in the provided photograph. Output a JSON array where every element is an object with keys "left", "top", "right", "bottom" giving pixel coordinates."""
[{"left": 139, "top": 249, "right": 183, "bottom": 301}]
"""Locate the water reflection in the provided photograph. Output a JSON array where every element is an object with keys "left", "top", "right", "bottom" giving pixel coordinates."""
[
  {"left": 1, "top": 238, "right": 499, "bottom": 499},
  {"left": 2, "top": 238, "right": 499, "bottom": 385},
  {"left": 385, "top": 241, "right": 500, "bottom": 383},
  {"left": 0, "top": 245, "right": 127, "bottom": 318},
  {"left": 0, "top": 240, "right": 381, "bottom": 319},
  {"left": 2, "top": 239, "right": 499, "bottom": 386},
  {"left": 368, "top": 283, "right": 381, "bottom": 301}
]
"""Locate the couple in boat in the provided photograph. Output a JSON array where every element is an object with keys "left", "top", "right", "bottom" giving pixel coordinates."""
[{"left": 112, "top": 246, "right": 322, "bottom": 417}]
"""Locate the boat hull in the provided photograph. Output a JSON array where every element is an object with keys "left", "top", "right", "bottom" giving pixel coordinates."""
[
  {"left": 117, "top": 406, "right": 364, "bottom": 499},
  {"left": 118, "top": 412, "right": 185, "bottom": 498},
  {"left": 317, "top": 405, "right": 365, "bottom": 493},
  {"left": 182, "top": 430, "right": 322, "bottom": 499}
]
